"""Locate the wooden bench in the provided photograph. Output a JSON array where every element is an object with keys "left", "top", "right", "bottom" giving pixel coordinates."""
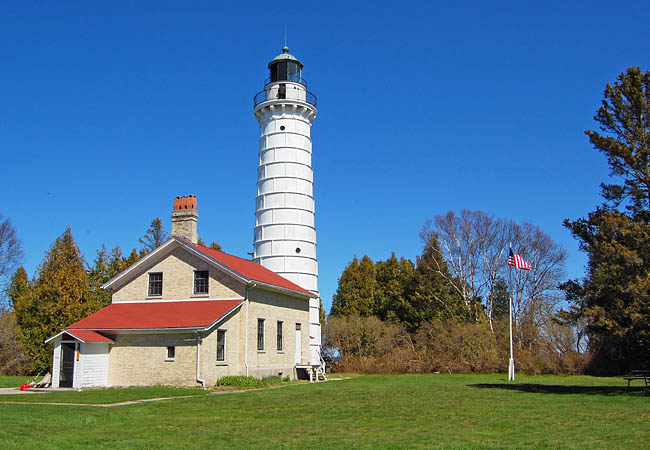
[{"left": 623, "top": 370, "right": 650, "bottom": 387}]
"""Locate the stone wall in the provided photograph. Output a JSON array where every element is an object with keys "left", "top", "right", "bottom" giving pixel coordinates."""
[
  {"left": 107, "top": 287, "right": 310, "bottom": 386},
  {"left": 112, "top": 247, "right": 245, "bottom": 302},
  {"left": 245, "top": 287, "right": 310, "bottom": 378}
]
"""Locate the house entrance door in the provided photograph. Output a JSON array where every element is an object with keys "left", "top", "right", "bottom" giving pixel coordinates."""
[
  {"left": 295, "top": 323, "right": 301, "bottom": 364},
  {"left": 60, "top": 342, "right": 75, "bottom": 388}
]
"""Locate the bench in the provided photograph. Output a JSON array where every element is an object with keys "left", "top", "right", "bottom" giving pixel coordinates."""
[{"left": 623, "top": 370, "right": 650, "bottom": 387}]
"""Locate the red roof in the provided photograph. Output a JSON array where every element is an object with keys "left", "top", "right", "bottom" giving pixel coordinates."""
[
  {"left": 66, "top": 299, "right": 243, "bottom": 330},
  {"left": 193, "top": 243, "right": 313, "bottom": 296},
  {"left": 66, "top": 330, "right": 113, "bottom": 343}
]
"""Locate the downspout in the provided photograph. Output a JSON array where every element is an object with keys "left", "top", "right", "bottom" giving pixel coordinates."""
[
  {"left": 195, "top": 331, "right": 206, "bottom": 389},
  {"left": 245, "top": 283, "right": 256, "bottom": 377}
]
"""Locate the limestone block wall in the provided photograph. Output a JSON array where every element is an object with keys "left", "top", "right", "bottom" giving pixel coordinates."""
[
  {"left": 112, "top": 248, "right": 245, "bottom": 302},
  {"left": 246, "top": 287, "right": 310, "bottom": 378},
  {"left": 107, "top": 289, "right": 310, "bottom": 386},
  {"left": 108, "top": 333, "right": 198, "bottom": 386}
]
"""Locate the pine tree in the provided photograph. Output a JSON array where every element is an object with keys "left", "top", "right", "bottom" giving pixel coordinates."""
[
  {"left": 13, "top": 228, "right": 100, "bottom": 373},
  {"left": 564, "top": 67, "right": 650, "bottom": 373},
  {"left": 330, "top": 256, "right": 377, "bottom": 317},
  {"left": 414, "top": 236, "right": 471, "bottom": 325},
  {"left": 139, "top": 218, "right": 168, "bottom": 253},
  {"left": 374, "top": 253, "right": 417, "bottom": 327}
]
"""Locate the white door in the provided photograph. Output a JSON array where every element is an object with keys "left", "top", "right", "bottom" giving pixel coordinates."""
[{"left": 295, "top": 323, "right": 301, "bottom": 364}]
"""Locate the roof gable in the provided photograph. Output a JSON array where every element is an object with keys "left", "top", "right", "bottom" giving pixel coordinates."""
[
  {"left": 192, "top": 243, "right": 313, "bottom": 296},
  {"left": 102, "top": 236, "right": 312, "bottom": 298}
]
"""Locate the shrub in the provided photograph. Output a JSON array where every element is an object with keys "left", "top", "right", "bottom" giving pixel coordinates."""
[{"left": 215, "top": 376, "right": 264, "bottom": 389}]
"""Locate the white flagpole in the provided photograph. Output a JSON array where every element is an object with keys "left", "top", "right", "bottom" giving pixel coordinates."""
[{"left": 508, "top": 247, "right": 515, "bottom": 382}]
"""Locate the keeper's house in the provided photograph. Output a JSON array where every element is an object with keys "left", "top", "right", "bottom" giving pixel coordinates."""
[{"left": 46, "top": 196, "right": 315, "bottom": 388}]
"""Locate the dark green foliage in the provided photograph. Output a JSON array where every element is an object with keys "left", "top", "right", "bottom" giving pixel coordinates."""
[
  {"left": 585, "top": 67, "right": 650, "bottom": 215},
  {"left": 139, "top": 217, "right": 168, "bottom": 253},
  {"left": 564, "top": 67, "right": 650, "bottom": 374},
  {"left": 214, "top": 375, "right": 291, "bottom": 389},
  {"left": 413, "top": 237, "right": 473, "bottom": 325},
  {"left": 489, "top": 278, "right": 510, "bottom": 320},
  {"left": 12, "top": 228, "right": 101, "bottom": 373},
  {"left": 87, "top": 245, "right": 144, "bottom": 307},
  {"left": 330, "top": 242, "right": 464, "bottom": 332},
  {"left": 565, "top": 210, "right": 650, "bottom": 372},
  {"left": 330, "top": 256, "right": 377, "bottom": 317}
]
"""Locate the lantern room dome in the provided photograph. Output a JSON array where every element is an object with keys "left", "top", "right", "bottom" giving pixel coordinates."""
[
  {"left": 268, "top": 46, "right": 303, "bottom": 69},
  {"left": 267, "top": 46, "right": 304, "bottom": 84}
]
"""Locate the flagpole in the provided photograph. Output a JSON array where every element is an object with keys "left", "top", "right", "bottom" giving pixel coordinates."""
[{"left": 508, "top": 246, "right": 515, "bottom": 382}]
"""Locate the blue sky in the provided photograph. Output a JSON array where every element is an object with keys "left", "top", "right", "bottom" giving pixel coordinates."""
[{"left": 1, "top": 1, "right": 648, "bottom": 312}]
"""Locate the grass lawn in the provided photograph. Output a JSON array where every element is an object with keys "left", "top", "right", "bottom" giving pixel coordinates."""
[
  {"left": 0, "top": 373, "right": 648, "bottom": 449},
  {"left": 0, "top": 375, "right": 41, "bottom": 388}
]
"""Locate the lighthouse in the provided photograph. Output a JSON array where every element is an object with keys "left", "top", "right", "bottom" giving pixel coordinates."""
[{"left": 253, "top": 47, "right": 321, "bottom": 364}]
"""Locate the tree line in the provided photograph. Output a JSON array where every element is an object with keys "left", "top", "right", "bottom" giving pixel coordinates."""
[
  {"left": 327, "top": 67, "right": 650, "bottom": 376},
  {"left": 0, "top": 218, "right": 169, "bottom": 374}
]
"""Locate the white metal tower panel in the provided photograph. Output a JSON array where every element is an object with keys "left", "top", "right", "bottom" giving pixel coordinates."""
[{"left": 253, "top": 48, "right": 321, "bottom": 364}]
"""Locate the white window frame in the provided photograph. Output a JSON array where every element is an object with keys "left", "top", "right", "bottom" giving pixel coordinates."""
[
  {"left": 165, "top": 345, "right": 175, "bottom": 362},
  {"left": 216, "top": 329, "right": 227, "bottom": 365}
]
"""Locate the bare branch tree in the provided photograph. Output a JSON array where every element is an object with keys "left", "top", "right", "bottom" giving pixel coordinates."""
[
  {"left": 0, "top": 214, "right": 23, "bottom": 309},
  {"left": 422, "top": 210, "right": 566, "bottom": 330}
]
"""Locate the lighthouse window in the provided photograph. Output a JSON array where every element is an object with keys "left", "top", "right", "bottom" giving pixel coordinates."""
[
  {"left": 280, "top": 125, "right": 285, "bottom": 131},
  {"left": 272, "top": 61, "right": 288, "bottom": 82},
  {"left": 295, "top": 247, "right": 301, "bottom": 254}
]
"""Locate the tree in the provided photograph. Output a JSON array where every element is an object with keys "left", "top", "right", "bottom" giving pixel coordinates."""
[
  {"left": 139, "top": 218, "right": 168, "bottom": 253},
  {"left": 413, "top": 237, "right": 471, "bottom": 326},
  {"left": 330, "top": 256, "right": 377, "bottom": 318},
  {"left": 0, "top": 214, "right": 23, "bottom": 308},
  {"left": 564, "top": 67, "right": 650, "bottom": 373},
  {"left": 374, "top": 253, "right": 416, "bottom": 324},
  {"left": 13, "top": 228, "right": 101, "bottom": 373},
  {"left": 585, "top": 67, "right": 650, "bottom": 216},
  {"left": 422, "top": 210, "right": 566, "bottom": 329},
  {"left": 87, "top": 245, "right": 142, "bottom": 307}
]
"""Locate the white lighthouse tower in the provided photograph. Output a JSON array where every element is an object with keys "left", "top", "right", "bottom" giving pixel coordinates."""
[{"left": 253, "top": 47, "right": 321, "bottom": 366}]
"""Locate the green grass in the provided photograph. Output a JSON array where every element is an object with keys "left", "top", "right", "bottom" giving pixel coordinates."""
[
  {"left": 0, "top": 375, "right": 41, "bottom": 388},
  {"left": 0, "top": 385, "right": 208, "bottom": 404},
  {"left": 0, "top": 373, "right": 648, "bottom": 449}
]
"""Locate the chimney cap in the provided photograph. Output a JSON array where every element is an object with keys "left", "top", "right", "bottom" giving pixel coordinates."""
[{"left": 173, "top": 195, "right": 197, "bottom": 211}]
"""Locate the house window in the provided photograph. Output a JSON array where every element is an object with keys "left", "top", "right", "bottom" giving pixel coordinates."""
[
  {"left": 148, "top": 273, "right": 163, "bottom": 296},
  {"left": 166, "top": 346, "right": 175, "bottom": 361},
  {"left": 194, "top": 270, "right": 209, "bottom": 295},
  {"left": 257, "top": 319, "right": 265, "bottom": 351},
  {"left": 277, "top": 321, "right": 283, "bottom": 351},
  {"left": 217, "top": 330, "right": 226, "bottom": 362}
]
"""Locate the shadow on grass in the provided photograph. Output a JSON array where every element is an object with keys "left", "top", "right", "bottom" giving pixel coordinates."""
[{"left": 469, "top": 383, "right": 649, "bottom": 397}]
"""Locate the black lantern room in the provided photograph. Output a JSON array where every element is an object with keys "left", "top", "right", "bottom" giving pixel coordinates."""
[{"left": 268, "top": 46, "right": 304, "bottom": 85}]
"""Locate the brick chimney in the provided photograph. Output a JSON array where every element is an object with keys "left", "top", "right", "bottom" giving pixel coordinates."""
[{"left": 171, "top": 195, "right": 198, "bottom": 244}]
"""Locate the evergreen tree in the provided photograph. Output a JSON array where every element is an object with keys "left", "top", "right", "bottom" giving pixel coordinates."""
[
  {"left": 489, "top": 278, "right": 510, "bottom": 320},
  {"left": 139, "top": 218, "right": 168, "bottom": 253},
  {"left": 414, "top": 236, "right": 472, "bottom": 325},
  {"left": 374, "top": 253, "right": 417, "bottom": 326},
  {"left": 564, "top": 67, "right": 650, "bottom": 373},
  {"left": 330, "top": 256, "right": 377, "bottom": 317},
  {"left": 13, "top": 228, "right": 100, "bottom": 373}
]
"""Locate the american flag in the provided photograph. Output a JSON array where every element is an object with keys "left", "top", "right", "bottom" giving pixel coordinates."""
[{"left": 508, "top": 248, "right": 531, "bottom": 270}]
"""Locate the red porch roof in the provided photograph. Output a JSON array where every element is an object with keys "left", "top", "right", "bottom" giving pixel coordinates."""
[
  {"left": 66, "top": 329, "right": 114, "bottom": 343},
  {"left": 66, "top": 299, "right": 243, "bottom": 331}
]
